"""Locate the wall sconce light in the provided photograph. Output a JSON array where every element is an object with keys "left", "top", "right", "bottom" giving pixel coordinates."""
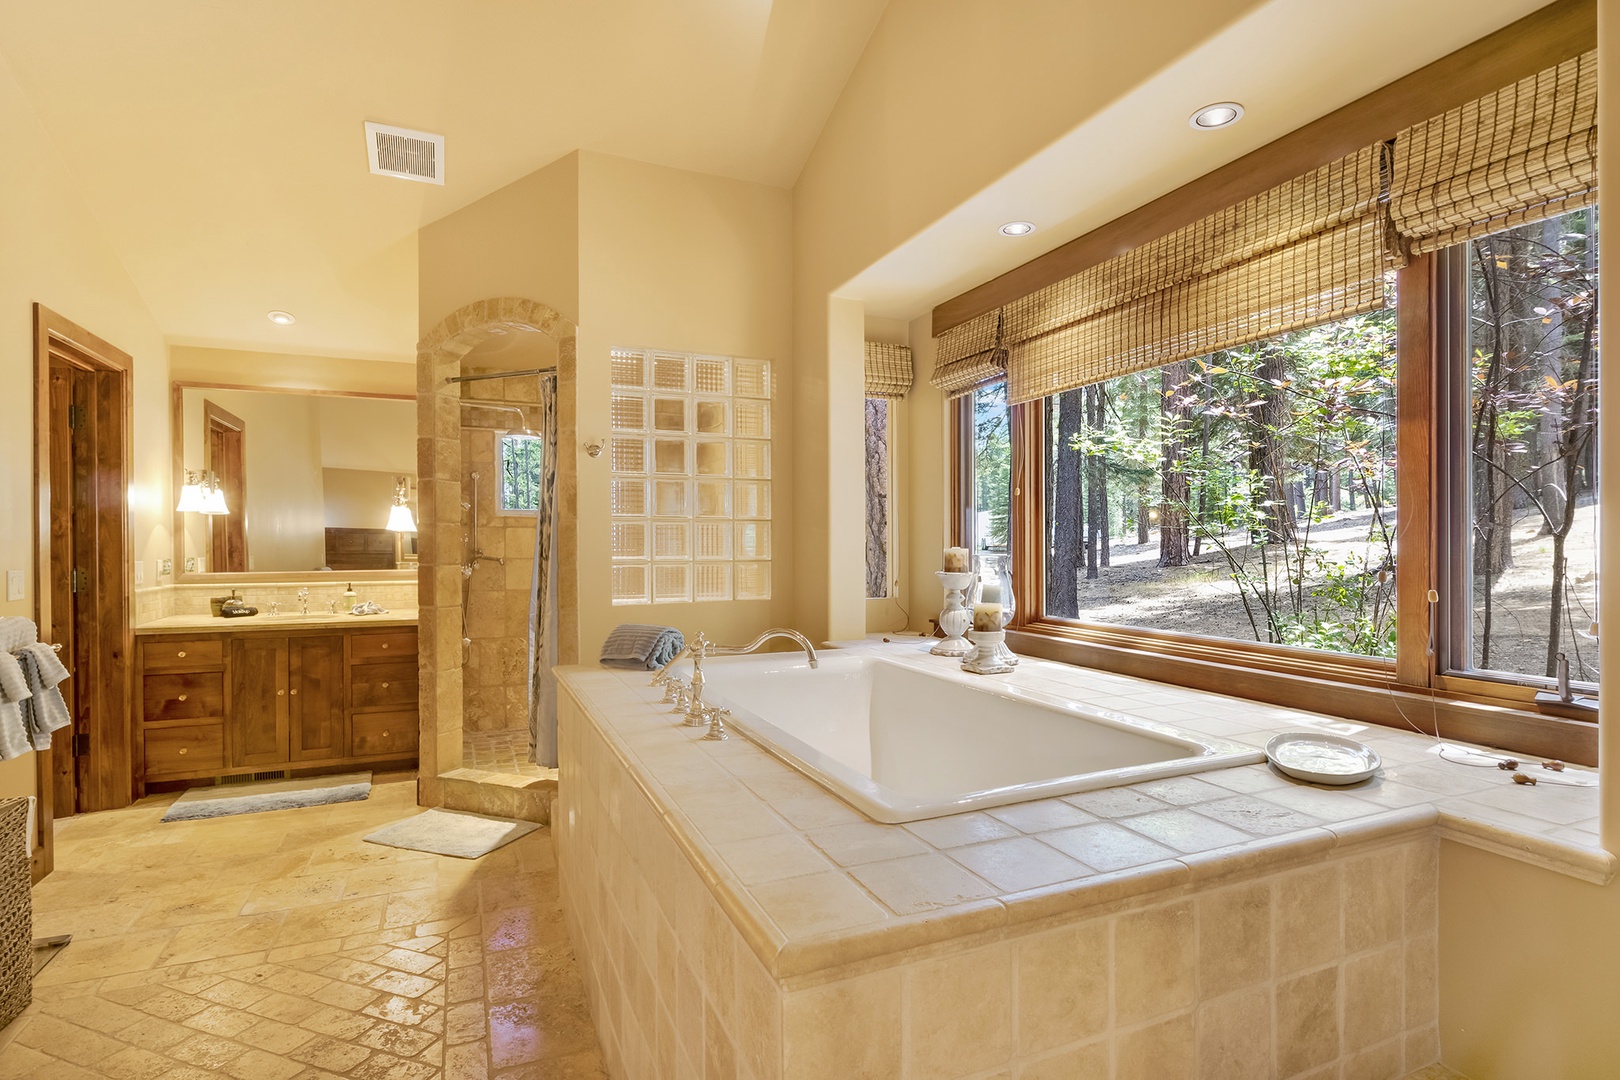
[
  {"left": 386, "top": 476, "right": 418, "bottom": 532},
  {"left": 177, "top": 469, "right": 230, "bottom": 515}
]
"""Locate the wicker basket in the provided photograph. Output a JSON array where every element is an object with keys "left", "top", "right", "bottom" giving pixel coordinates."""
[{"left": 0, "top": 798, "right": 31, "bottom": 1029}]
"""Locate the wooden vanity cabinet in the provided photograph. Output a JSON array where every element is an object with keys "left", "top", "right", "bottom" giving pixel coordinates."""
[{"left": 135, "top": 625, "right": 417, "bottom": 793}]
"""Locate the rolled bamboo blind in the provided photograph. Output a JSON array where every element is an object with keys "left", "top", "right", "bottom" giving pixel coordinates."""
[
  {"left": 929, "top": 310, "right": 1006, "bottom": 398},
  {"left": 864, "top": 341, "right": 915, "bottom": 399},
  {"left": 1003, "top": 146, "right": 1389, "bottom": 404},
  {"left": 1391, "top": 50, "right": 1597, "bottom": 255}
]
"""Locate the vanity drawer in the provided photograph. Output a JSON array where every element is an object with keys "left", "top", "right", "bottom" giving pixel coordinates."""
[
  {"left": 350, "top": 710, "right": 419, "bottom": 757},
  {"left": 143, "top": 638, "right": 223, "bottom": 671},
  {"left": 348, "top": 662, "right": 418, "bottom": 709},
  {"left": 349, "top": 631, "right": 417, "bottom": 662},
  {"left": 143, "top": 672, "right": 225, "bottom": 721},
  {"left": 145, "top": 724, "right": 225, "bottom": 776}
]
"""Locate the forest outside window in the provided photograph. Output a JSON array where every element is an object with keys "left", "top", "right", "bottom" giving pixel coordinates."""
[
  {"left": 864, "top": 398, "right": 893, "bottom": 599},
  {"left": 1454, "top": 208, "right": 1599, "bottom": 688},
  {"left": 1042, "top": 309, "right": 1397, "bottom": 659},
  {"left": 971, "top": 382, "right": 1012, "bottom": 558}
]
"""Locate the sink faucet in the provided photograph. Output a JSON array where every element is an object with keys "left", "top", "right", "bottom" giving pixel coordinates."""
[
  {"left": 649, "top": 628, "right": 819, "bottom": 731},
  {"left": 297, "top": 587, "right": 310, "bottom": 616}
]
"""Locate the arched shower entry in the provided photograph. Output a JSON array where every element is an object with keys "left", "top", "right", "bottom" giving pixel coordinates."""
[{"left": 415, "top": 298, "right": 578, "bottom": 813}]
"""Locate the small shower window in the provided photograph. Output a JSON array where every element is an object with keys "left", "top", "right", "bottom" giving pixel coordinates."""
[{"left": 498, "top": 433, "right": 544, "bottom": 512}]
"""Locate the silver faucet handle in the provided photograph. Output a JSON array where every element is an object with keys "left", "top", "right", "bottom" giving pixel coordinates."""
[{"left": 701, "top": 707, "right": 730, "bottom": 742}]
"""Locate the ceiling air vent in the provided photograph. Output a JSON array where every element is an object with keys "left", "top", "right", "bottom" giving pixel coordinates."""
[{"left": 365, "top": 121, "right": 444, "bottom": 185}]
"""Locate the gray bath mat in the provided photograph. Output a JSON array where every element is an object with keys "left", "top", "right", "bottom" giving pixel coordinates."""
[
  {"left": 363, "top": 808, "right": 539, "bottom": 859},
  {"left": 162, "top": 772, "right": 372, "bottom": 822}
]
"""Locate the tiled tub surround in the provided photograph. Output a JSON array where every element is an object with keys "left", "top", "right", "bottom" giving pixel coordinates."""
[{"left": 556, "top": 643, "right": 1610, "bottom": 1080}]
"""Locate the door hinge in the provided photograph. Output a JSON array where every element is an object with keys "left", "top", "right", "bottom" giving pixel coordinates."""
[
  {"left": 70, "top": 567, "right": 85, "bottom": 594},
  {"left": 67, "top": 404, "right": 85, "bottom": 430},
  {"left": 71, "top": 732, "right": 90, "bottom": 757}
]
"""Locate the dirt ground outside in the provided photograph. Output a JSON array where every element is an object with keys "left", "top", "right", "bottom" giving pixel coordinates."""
[{"left": 1048, "top": 498, "right": 1598, "bottom": 683}]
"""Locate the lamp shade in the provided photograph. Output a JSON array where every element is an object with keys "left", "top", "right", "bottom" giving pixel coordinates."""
[
  {"left": 386, "top": 502, "right": 418, "bottom": 532},
  {"left": 175, "top": 481, "right": 206, "bottom": 513},
  {"left": 201, "top": 486, "right": 229, "bottom": 515}
]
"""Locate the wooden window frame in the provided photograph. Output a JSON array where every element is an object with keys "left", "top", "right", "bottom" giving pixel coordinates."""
[
  {"left": 972, "top": 248, "right": 1599, "bottom": 766},
  {"left": 939, "top": 0, "right": 1600, "bottom": 765}
]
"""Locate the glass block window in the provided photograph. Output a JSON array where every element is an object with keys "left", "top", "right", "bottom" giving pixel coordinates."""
[
  {"left": 498, "top": 433, "right": 544, "bottom": 512},
  {"left": 610, "top": 348, "right": 772, "bottom": 603}
]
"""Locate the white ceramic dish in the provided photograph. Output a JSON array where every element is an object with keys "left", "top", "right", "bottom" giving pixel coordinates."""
[{"left": 1265, "top": 731, "right": 1381, "bottom": 786}]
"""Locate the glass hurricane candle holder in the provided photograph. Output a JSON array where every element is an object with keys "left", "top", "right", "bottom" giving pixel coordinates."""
[{"left": 963, "top": 554, "right": 1019, "bottom": 674}]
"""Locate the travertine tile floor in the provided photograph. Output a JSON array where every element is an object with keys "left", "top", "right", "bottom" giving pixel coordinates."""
[
  {"left": 463, "top": 732, "right": 549, "bottom": 779},
  {"left": 0, "top": 772, "right": 606, "bottom": 1079}
]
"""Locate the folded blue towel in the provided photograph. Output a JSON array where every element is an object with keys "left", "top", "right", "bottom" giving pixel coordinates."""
[{"left": 600, "top": 624, "right": 685, "bottom": 670}]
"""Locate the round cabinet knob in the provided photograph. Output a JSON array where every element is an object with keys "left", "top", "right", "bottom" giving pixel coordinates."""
[
  {"left": 277, "top": 689, "right": 285, "bottom": 696},
  {"left": 178, "top": 747, "right": 188, "bottom": 755},
  {"left": 289, "top": 689, "right": 298, "bottom": 696},
  {"left": 177, "top": 694, "right": 187, "bottom": 702},
  {"left": 382, "top": 730, "right": 390, "bottom": 737},
  {"left": 381, "top": 643, "right": 389, "bottom": 650},
  {"left": 381, "top": 682, "right": 389, "bottom": 689},
  {"left": 176, "top": 651, "right": 187, "bottom": 658}
]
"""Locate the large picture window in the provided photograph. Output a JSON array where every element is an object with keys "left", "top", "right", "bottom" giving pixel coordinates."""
[{"left": 1042, "top": 310, "right": 1398, "bottom": 658}]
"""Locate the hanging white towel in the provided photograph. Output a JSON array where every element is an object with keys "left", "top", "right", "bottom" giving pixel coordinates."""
[
  {"left": 15, "top": 643, "right": 71, "bottom": 751},
  {"left": 0, "top": 653, "right": 31, "bottom": 762}
]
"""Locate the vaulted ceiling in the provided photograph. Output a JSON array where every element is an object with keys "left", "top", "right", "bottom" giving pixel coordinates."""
[{"left": 0, "top": 0, "right": 888, "bottom": 359}]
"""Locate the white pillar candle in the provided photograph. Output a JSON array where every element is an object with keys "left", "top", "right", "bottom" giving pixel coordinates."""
[
  {"left": 972, "top": 603, "right": 1004, "bottom": 631},
  {"left": 978, "top": 581, "right": 1001, "bottom": 604},
  {"left": 943, "top": 547, "right": 971, "bottom": 572}
]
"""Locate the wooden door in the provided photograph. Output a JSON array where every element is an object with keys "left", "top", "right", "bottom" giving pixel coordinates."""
[
  {"left": 229, "top": 636, "right": 288, "bottom": 767},
  {"left": 288, "top": 636, "right": 344, "bottom": 761},
  {"left": 45, "top": 361, "right": 94, "bottom": 815},
  {"left": 205, "top": 400, "right": 247, "bottom": 573}
]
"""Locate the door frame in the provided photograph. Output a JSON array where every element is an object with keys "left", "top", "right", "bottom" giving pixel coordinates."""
[
  {"left": 202, "top": 398, "right": 247, "bottom": 572},
  {"left": 33, "top": 304, "right": 135, "bottom": 877}
]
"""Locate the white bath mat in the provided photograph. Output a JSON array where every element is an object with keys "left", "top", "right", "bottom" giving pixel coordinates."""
[
  {"left": 161, "top": 772, "right": 372, "bottom": 822},
  {"left": 363, "top": 808, "right": 540, "bottom": 859}
]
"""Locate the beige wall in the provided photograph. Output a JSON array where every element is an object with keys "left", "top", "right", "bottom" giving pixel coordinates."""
[
  {"left": 170, "top": 345, "right": 414, "bottom": 396},
  {"left": 575, "top": 151, "right": 795, "bottom": 658},
  {"left": 417, "top": 153, "right": 581, "bottom": 334},
  {"left": 321, "top": 468, "right": 401, "bottom": 530},
  {"left": 790, "top": 0, "right": 1270, "bottom": 644},
  {"left": 0, "top": 51, "right": 170, "bottom": 805}
]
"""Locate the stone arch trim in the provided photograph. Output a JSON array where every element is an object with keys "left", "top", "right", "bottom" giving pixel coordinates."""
[{"left": 416, "top": 296, "right": 575, "bottom": 362}]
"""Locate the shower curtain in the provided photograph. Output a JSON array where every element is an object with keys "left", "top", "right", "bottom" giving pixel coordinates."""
[{"left": 526, "top": 373, "right": 560, "bottom": 767}]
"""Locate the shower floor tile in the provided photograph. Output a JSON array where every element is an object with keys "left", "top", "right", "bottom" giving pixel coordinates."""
[{"left": 463, "top": 729, "right": 548, "bottom": 777}]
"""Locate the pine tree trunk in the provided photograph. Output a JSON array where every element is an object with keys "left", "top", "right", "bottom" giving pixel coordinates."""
[
  {"left": 1046, "top": 390, "right": 1085, "bottom": 617},
  {"left": 1249, "top": 347, "right": 1296, "bottom": 544},
  {"left": 1159, "top": 360, "right": 1192, "bottom": 566}
]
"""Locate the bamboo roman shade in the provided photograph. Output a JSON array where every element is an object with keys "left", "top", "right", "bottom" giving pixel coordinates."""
[
  {"left": 1391, "top": 50, "right": 1597, "bottom": 255},
  {"left": 930, "top": 310, "right": 1007, "bottom": 398},
  {"left": 864, "top": 341, "right": 914, "bottom": 398},
  {"left": 1003, "top": 145, "right": 1390, "bottom": 404}
]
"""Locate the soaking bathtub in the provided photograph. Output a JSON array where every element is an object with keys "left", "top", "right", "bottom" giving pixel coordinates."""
[{"left": 686, "top": 649, "right": 1264, "bottom": 823}]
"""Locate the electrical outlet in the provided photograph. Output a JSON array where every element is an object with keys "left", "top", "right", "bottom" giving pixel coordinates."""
[
  {"left": 159, "top": 559, "right": 173, "bottom": 577},
  {"left": 5, "top": 570, "right": 22, "bottom": 602},
  {"left": 184, "top": 557, "right": 197, "bottom": 573}
]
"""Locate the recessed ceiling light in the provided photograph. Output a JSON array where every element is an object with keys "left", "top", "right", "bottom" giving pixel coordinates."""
[
  {"left": 999, "top": 221, "right": 1036, "bottom": 237},
  {"left": 1190, "top": 102, "right": 1244, "bottom": 130},
  {"left": 267, "top": 310, "right": 296, "bottom": 325}
]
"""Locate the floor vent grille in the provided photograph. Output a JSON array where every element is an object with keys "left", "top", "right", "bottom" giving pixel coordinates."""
[{"left": 218, "top": 771, "right": 287, "bottom": 786}]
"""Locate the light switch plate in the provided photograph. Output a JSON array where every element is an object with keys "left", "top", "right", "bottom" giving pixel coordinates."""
[
  {"left": 134, "top": 561, "right": 144, "bottom": 586},
  {"left": 5, "top": 570, "right": 22, "bottom": 602}
]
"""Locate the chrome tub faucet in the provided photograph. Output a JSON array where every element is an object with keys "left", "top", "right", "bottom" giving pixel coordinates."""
[{"left": 649, "top": 628, "right": 819, "bottom": 735}]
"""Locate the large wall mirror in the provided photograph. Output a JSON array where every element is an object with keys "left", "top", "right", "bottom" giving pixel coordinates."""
[{"left": 171, "top": 384, "right": 417, "bottom": 580}]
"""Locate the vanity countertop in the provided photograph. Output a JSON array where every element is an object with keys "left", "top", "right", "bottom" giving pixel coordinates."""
[
  {"left": 557, "top": 639, "right": 1609, "bottom": 980},
  {"left": 134, "top": 608, "right": 419, "bottom": 634}
]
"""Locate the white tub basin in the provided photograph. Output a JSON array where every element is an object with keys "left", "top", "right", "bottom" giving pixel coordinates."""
[{"left": 687, "top": 650, "right": 1264, "bottom": 823}]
